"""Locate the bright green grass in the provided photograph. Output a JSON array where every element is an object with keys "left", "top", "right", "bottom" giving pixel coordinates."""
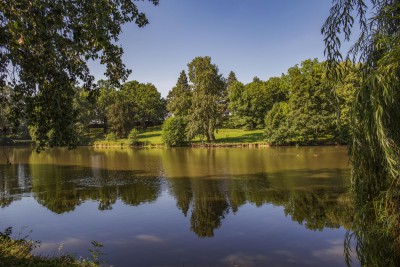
[
  {"left": 137, "top": 127, "right": 163, "bottom": 145},
  {"left": 135, "top": 128, "right": 265, "bottom": 145},
  {"left": 93, "top": 128, "right": 265, "bottom": 147}
]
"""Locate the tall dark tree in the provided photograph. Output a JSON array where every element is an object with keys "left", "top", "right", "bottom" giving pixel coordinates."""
[
  {"left": 186, "top": 56, "right": 225, "bottom": 142},
  {"left": 166, "top": 70, "right": 192, "bottom": 118},
  {"left": 226, "top": 71, "right": 238, "bottom": 90},
  {"left": 107, "top": 99, "right": 132, "bottom": 138},
  {"left": 0, "top": 0, "right": 158, "bottom": 150}
]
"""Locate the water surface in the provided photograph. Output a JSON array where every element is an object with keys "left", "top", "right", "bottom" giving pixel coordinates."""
[{"left": 0, "top": 147, "right": 356, "bottom": 266}]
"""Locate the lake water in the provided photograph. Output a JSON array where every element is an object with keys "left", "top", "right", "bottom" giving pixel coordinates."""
[{"left": 0, "top": 146, "right": 357, "bottom": 266}]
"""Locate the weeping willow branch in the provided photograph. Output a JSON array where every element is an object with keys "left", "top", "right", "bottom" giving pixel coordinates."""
[{"left": 323, "top": 0, "right": 400, "bottom": 265}]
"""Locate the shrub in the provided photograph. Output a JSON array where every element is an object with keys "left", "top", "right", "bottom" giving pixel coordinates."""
[
  {"left": 0, "top": 227, "right": 100, "bottom": 266},
  {"left": 128, "top": 128, "right": 140, "bottom": 146},
  {"left": 105, "top": 132, "right": 118, "bottom": 141},
  {"left": 162, "top": 117, "right": 187, "bottom": 147}
]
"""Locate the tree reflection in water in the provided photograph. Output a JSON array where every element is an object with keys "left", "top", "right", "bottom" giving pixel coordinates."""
[
  {"left": 0, "top": 164, "right": 356, "bottom": 236},
  {"left": 344, "top": 202, "right": 400, "bottom": 267},
  {"left": 6, "top": 153, "right": 399, "bottom": 265}
]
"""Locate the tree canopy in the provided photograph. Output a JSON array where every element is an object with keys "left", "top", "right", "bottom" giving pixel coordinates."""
[
  {"left": 186, "top": 56, "right": 225, "bottom": 141},
  {"left": 0, "top": 0, "right": 158, "bottom": 150},
  {"left": 106, "top": 80, "right": 165, "bottom": 137},
  {"left": 263, "top": 59, "right": 357, "bottom": 145}
]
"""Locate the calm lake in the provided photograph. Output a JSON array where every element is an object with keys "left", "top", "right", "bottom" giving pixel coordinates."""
[{"left": 0, "top": 146, "right": 358, "bottom": 267}]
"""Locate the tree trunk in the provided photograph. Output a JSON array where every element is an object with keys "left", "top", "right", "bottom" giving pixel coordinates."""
[{"left": 205, "top": 132, "right": 210, "bottom": 142}]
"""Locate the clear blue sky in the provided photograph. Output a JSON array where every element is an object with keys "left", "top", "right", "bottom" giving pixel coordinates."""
[{"left": 91, "top": 0, "right": 334, "bottom": 97}]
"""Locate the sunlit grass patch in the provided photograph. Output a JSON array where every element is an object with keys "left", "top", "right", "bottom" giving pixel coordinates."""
[{"left": 92, "top": 127, "right": 266, "bottom": 147}]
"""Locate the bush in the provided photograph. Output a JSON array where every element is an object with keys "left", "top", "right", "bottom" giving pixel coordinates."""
[
  {"left": 162, "top": 117, "right": 187, "bottom": 147},
  {"left": 105, "top": 132, "right": 118, "bottom": 141},
  {"left": 128, "top": 128, "right": 140, "bottom": 146}
]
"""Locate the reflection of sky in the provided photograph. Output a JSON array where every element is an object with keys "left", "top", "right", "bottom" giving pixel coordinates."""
[{"left": 0, "top": 193, "right": 357, "bottom": 267}]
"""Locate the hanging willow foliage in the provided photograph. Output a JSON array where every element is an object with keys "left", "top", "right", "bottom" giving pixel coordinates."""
[{"left": 322, "top": 0, "right": 400, "bottom": 265}]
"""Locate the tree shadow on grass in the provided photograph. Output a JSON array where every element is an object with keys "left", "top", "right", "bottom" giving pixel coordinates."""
[
  {"left": 217, "top": 132, "right": 264, "bottom": 143},
  {"left": 139, "top": 133, "right": 161, "bottom": 139}
]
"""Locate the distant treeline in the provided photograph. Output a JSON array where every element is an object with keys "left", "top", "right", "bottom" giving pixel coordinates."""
[
  {"left": 165, "top": 57, "right": 358, "bottom": 146},
  {"left": 1, "top": 57, "right": 358, "bottom": 146}
]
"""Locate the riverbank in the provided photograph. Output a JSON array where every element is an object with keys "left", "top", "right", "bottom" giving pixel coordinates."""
[
  {"left": 0, "top": 228, "right": 99, "bottom": 267},
  {"left": 2, "top": 128, "right": 340, "bottom": 148},
  {"left": 91, "top": 128, "right": 339, "bottom": 148}
]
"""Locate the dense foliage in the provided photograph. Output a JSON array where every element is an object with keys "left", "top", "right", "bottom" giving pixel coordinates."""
[
  {"left": 227, "top": 76, "right": 288, "bottom": 130},
  {"left": 323, "top": 0, "right": 400, "bottom": 265},
  {"left": 75, "top": 79, "right": 166, "bottom": 139},
  {"left": 162, "top": 57, "right": 357, "bottom": 146},
  {"left": 186, "top": 57, "right": 226, "bottom": 141},
  {"left": 0, "top": 0, "right": 158, "bottom": 150},
  {"left": 263, "top": 59, "right": 357, "bottom": 145},
  {"left": 265, "top": 60, "right": 336, "bottom": 144}
]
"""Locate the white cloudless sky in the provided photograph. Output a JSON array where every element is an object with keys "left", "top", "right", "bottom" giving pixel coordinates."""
[{"left": 90, "top": 0, "right": 335, "bottom": 97}]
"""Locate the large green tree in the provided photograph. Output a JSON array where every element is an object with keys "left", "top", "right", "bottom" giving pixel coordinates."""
[
  {"left": 228, "top": 76, "right": 287, "bottom": 130},
  {"left": 264, "top": 59, "right": 355, "bottom": 145},
  {"left": 323, "top": 0, "right": 400, "bottom": 265},
  {"left": 0, "top": 0, "right": 158, "bottom": 150},
  {"left": 121, "top": 80, "right": 166, "bottom": 127},
  {"left": 186, "top": 56, "right": 225, "bottom": 142},
  {"left": 106, "top": 80, "right": 165, "bottom": 137},
  {"left": 264, "top": 59, "right": 337, "bottom": 145},
  {"left": 239, "top": 80, "right": 270, "bottom": 129},
  {"left": 286, "top": 59, "right": 336, "bottom": 143}
]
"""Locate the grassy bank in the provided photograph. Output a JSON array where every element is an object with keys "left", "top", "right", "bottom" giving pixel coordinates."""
[
  {"left": 92, "top": 128, "right": 267, "bottom": 147},
  {"left": 4, "top": 128, "right": 337, "bottom": 148},
  {"left": 0, "top": 228, "right": 99, "bottom": 267}
]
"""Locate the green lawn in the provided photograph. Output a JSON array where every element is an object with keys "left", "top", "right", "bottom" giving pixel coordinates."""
[
  {"left": 212, "top": 129, "right": 265, "bottom": 144},
  {"left": 92, "top": 127, "right": 266, "bottom": 147},
  {"left": 137, "top": 127, "right": 163, "bottom": 145}
]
